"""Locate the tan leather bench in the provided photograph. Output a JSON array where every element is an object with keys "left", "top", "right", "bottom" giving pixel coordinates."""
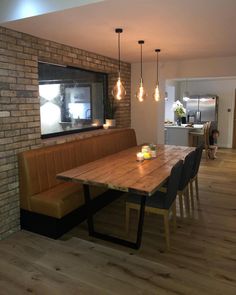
[{"left": 18, "top": 129, "right": 137, "bottom": 238}]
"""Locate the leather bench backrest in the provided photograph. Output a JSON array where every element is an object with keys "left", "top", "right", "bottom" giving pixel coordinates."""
[{"left": 18, "top": 129, "right": 137, "bottom": 210}]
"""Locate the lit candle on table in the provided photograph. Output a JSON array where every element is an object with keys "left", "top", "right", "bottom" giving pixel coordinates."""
[{"left": 136, "top": 152, "right": 144, "bottom": 162}]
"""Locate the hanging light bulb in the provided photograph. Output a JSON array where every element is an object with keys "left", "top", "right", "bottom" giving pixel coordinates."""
[
  {"left": 136, "top": 78, "right": 147, "bottom": 102},
  {"left": 136, "top": 40, "right": 147, "bottom": 102},
  {"left": 154, "top": 83, "right": 160, "bottom": 101},
  {"left": 153, "top": 49, "right": 161, "bottom": 102},
  {"left": 183, "top": 91, "right": 190, "bottom": 101},
  {"left": 164, "top": 91, "right": 168, "bottom": 101},
  {"left": 112, "top": 28, "right": 126, "bottom": 100},
  {"left": 113, "top": 76, "right": 126, "bottom": 101},
  {"left": 183, "top": 80, "right": 190, "bottom": 101}
]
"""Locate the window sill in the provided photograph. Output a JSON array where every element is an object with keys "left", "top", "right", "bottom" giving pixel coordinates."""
[{"left": 41, "top": 127, "right": 128, "bottom": 147}]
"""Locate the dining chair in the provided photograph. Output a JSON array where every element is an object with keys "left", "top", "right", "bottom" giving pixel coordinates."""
[
  {"left": 125, "top": 160, "right": 183, "bottom": 250},
  {"left": 158, "top": 150, "right": 196, "bottom": 219},
  {"left": 189, "top": 145, "right": 203, "bottom": 205},
  {"left": 176, "top": 150, "right": 196, "bottom": 217}
]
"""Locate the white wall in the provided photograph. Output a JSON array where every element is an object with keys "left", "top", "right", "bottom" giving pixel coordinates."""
[
  {"left": 165, "top": 81, "right": 176, "bottom": 122},
  {"left": 131, "top": 63, "right": 158, "bottom": 144},
  {"left": 131, "top": 56, "right": 236, "bottom": 147}
]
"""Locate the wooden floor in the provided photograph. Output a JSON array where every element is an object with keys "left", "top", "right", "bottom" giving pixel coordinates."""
[{"left": 0, "top": 149, "right": 236, "bottom": 294}]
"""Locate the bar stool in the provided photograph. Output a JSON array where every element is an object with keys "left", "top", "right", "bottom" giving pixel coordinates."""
[
  {"left": 203, "top": 121, "right": 212, "bottom": 159},
  {"left": 188, "top": 129, "right": 204, "bottom": 147}
]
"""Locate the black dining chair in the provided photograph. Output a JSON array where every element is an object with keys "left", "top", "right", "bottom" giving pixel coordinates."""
[
  {"left": 125, "top": 160, "right": 183, "bottom": 250},
  {"left": 158, "top": 150, "right": 196, "bottom": 219},
  {"left": 189, "top": 145, "right": 203, "bottom": 205},
  {"left": 177, "top": 150, "right": 196, "bottom": 217}
]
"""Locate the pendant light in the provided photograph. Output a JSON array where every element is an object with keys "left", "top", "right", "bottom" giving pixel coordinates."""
[
  {"left": 112, "top": 28, "right": 126, "bottom": 100},
  {"left": 183, "top": 79, "right": 190, "bottom": 101},
  {"left": 164, "top": 91, "right": 168, "bottom": 101},
  {"left": 136, "top": 40, "right": 147, "bottom": 102},
  {"left": 153, "top": 49, "right": 161, "bottom": 102}
]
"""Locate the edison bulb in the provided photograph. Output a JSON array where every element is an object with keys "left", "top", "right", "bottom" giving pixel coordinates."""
[
  {"left": 136, "top": 79, "right": 147, "bottom": 102},
  {"left": 183, "top": 91, "right": 190, "bottom": 101},
  {"left": 153, "top": 83, "right": 160, "bottom": 101},
  {"left": 112, "top": 77, "right": 126, "bottom": 100},
  {"left": 164, "top": 91, "right": 168, "bottom": 101}
]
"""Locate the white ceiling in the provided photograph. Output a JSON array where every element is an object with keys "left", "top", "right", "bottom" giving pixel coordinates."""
[
  {"left": 0, "top": 0, "right": 103, "bottom": 23},
  {"left": 2, "top": 0, "right": 236, "bottom": 62}
]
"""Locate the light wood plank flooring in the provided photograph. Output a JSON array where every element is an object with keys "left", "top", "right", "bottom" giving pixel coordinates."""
[{"left": 0, "top": 149, "right": 235, "bottom": 294}]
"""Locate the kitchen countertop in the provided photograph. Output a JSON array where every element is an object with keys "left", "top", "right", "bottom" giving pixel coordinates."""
[{"left": 165, "top": 124, "right": 203, "bottom": 129}]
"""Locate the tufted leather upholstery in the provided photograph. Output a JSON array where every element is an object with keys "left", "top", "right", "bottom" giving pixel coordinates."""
[{"left": 18, "top": 129, "right": 137, "bottom": 218}]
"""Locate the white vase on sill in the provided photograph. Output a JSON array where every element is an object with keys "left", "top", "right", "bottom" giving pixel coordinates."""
[{"left": 105, "top": 119, "right": 116, "bottom": 128}]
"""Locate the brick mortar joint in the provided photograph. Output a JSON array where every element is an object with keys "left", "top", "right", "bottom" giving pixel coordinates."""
[{"left": 0, "top": 25, "right": 131, "bottom": 239}]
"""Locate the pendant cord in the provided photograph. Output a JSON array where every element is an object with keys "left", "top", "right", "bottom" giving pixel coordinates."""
[
  {"left": 156, "top": 51, "right": 159, "bottom": 84},
  {"left": 118, "top": 32, "right": 121, "bottom": 74},
  {"left": 141, "top": 43, "right": 143, "bottom": 80}
]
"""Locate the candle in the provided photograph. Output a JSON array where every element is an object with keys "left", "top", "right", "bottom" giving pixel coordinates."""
[
  {"left": 142, "top": 145, "right": 150, "bottom": 153},
  {"left": 103, "top": 124, "right": 109, "bottom": 129},
  {"left": 136, "top": 152, "right": 144, "bottom": 162},
  {"left": 150, "top": 150, "right": 157, "bottom": 158},
  {"left": 150, "top": 144, "right": 157, "bottom": 158},
  {"left": 93, "top": 119, "right": 101, "bottom": 126}
]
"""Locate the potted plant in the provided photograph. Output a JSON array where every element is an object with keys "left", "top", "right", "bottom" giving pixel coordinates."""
[
  {"left": 104, "top": 96, "right": 117, "bottom": 128},
  {"left": 172, "top": 100, "right": 186, "bottom": 126}
]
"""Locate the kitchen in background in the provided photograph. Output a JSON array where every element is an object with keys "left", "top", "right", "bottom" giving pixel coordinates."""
[
  {"left": 186, "top": 94, "right": 218, "bottom": 128},
  {"left": 165, "top": 77, "right": 236, "bottom": 148}
]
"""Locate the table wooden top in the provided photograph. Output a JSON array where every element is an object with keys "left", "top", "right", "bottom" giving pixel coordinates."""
[{"left": 57, "top": 145, "right": 195, "bottom": 196}]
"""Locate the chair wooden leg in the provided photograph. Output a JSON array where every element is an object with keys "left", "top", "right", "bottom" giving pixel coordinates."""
[
  {"left": 188, "top": 134, "right": 193, "bottom": 147},
  {"left": 195, "top": 175, "right": 199, "bottom": 200},
  {"left": 205, "top": 146, "right": 209, "bottom": 160},
  {"left": 172, "top": 202, "right": 177, "bottom": 232},
  {"left": 190, "top": 180, "right": 194, "bottom": 198},
  {"left": 163, "top": 213, "right": 170, "bottom": 250},
  {"left": 184, "top": 189, "right": 190, "bottom": 217},
  {"left": 178, "top": 193, "right": 184, "bottom": 219},
  {"left": 189, "top": 183, "right": 194, "bottom": 210},
  {"left": 125, "top": 205, "right": 130, "bottom": 234}
]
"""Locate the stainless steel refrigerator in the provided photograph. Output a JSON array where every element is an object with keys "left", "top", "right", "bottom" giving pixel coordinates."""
[{"left": 186, "top": 95, "right": 218, "bottom": 124}]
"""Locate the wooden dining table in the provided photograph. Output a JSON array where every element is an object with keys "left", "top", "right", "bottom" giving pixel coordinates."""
[{"left": 57, "top": 144, "right": 194, "bottom": 249}]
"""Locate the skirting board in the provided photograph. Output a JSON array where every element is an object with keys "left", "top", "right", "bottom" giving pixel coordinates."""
[{"left": 218, "top": 144, "right": 232, "bottom": 148}]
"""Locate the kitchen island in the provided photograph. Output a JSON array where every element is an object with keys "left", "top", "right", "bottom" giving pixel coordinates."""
[{"left": 165, "top": 124, "right": 203, "bottom": 146}]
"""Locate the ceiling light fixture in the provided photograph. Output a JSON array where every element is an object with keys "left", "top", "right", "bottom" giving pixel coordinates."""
[
  {"left": 153, "top": 49, "right": 161, "bottom": 102},
  {"left": 112, "top": 28, "right": 126, "bottom": 100},
  {"left": 183, "top": 79, "right": 190, "bottom": 101},
  {"left": 136, "top": 40, "right": 147, "bottom": 102},
  {"left": 165, "top": 91, "right": 168, "bottom": 101}
]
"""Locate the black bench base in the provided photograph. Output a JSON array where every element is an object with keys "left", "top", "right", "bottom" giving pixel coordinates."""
[{"left": 20, "top": 189, "right": 123, "bottom": 239}]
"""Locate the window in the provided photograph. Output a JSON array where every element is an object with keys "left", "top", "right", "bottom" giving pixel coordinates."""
[{"left": 39, "top": 62, "right": 107, "bottom": 138}]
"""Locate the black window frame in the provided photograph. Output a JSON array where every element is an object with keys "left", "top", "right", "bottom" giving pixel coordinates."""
[{"left": 38, "top": 62, "right": 108, "bottom": 139}]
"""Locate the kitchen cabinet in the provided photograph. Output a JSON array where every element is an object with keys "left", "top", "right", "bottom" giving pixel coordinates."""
[{"left": 165, "top": 125, "right": 203, "bottom": 146}]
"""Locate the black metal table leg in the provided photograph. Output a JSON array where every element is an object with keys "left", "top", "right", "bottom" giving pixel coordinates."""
[
  {"left": 135, "top": 194, "right": 146, "bottom": 249},
  {"left": 83, "top": 184, "right": 94, "bottom": 236},
  {"left": 83, "top": 184, "right": 146, "bottom": 249}
]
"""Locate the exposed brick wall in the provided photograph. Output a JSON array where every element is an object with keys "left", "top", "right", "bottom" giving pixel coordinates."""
[{"left": 0, "top": 26, "right": 131, "bottom": 239}]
